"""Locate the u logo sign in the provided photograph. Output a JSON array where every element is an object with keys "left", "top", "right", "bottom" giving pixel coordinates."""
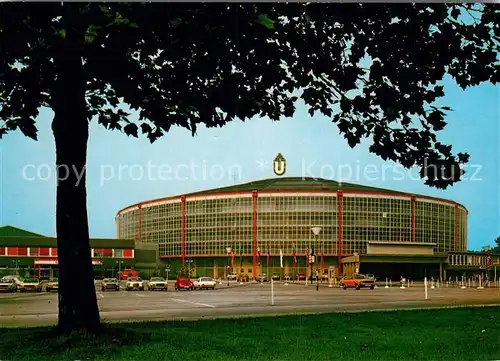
[{"left": 273, "top": 153, "right": 286, "bottom": 176}]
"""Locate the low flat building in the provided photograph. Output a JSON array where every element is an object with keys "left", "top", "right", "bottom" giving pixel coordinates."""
[{"left": 0, "top": 225, "right": 135, "bottom": 279}]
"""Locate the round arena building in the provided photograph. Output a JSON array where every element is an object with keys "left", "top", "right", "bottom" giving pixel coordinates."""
[{"left": 116, "top": 177, "right": 467, "bottom": 280}]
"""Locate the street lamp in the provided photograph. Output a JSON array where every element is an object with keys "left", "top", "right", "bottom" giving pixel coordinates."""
[
  {"left": 185, "top": 259, "right": 194, "bottom": 278},
  {"left": 226, "top": 247, "right": 232, "bottom": 286},
  {"left": 12, "top": 259, "right": 20, "bottom": 276},
  {"left": 116, "top": 260, "right": 124, "bottom": 278},
  {"left": 311, "top": 227, "right": 322, "bottom": 291}
]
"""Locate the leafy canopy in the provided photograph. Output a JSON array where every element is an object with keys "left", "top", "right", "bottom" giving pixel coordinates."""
[{"left": 1, "top": 3, "right": 499, "bottom": 189}]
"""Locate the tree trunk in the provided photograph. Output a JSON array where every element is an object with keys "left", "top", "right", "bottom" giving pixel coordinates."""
[{"left": 51, "top": 20, "right": 100, "bottom": 333}]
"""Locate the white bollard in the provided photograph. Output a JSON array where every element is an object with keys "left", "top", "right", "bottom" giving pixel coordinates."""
[
  {"left": 400, "top": 279, "right": 405, "bottom": 289},
  {"left": 461, "top": 276, "right": 466, "bottom": 289},
  {"left": 385, "top": 278, "right": 389, "bottom": 289},
  {"left": 407, "top": 279, "right": 410, "bottom": 288},
  {"left": 390, "top": 280, "right": 392, "bottom": 288},
  {"left": 431, "top": 278, "right": 435, "bottom": 289},
  {"left": 271, "top": 278, "right": 274, "bottom": 305},
  {"left": 468, "top": 279, "right": 471, "bottom": 288},
  {"left": 478, "top": 276, "right": 483, "bottom": 289},
  {"left": 424, "top": 277, "right": 428, "bottom": 300}
]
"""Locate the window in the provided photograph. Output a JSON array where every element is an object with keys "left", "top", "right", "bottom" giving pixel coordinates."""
[
  {"left": 30, "top": 248, "right": 39, "bottom": 256},
  {"left": 40, "top": 248, "right": 50, "bottom": 256},
  {"left": 51, "top": 248, "right": 58, "bottom": 256},
  {"left": 123, "top": 249, "right": 133, "bottom": 258},
  {"left": 7, "top": 247, "right": 17, "bottom": 256},
  {"left": 114, "top": 249, "right": 123, "bottom": 258}
]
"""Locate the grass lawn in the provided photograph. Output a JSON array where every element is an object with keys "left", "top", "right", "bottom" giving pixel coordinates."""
[{"left": 1, "top": 307, "right": 499, "bottom": 361}]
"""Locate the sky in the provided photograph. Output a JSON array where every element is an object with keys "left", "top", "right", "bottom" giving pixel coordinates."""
[{"left": 0, "top": 77, "right": 498, "bottom": 251}]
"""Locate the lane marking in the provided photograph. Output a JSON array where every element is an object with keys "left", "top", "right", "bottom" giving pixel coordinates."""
[
  {"left": 97, "top": 292, "right": 105, "bottom": 299},
  {"left": 170, "top": 298, "right": 216, "bottom": 308}
]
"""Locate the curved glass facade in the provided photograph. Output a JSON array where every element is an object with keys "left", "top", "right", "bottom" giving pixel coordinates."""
[{"left": 116, "top": 191, "right": 467, "bottom": 258}]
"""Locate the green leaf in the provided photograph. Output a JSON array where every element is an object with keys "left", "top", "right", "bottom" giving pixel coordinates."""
[
  {"left": 255, "top": 14, "right": 276, "bottom": 30},
  {"left": 169, "top": 18, "right": 182, "bottom": 28},
  {"left": 124, "top": 123, "right": 138, "bottom": 137},
  {"left": 55, "top": 28, "right": 66, "bottom": 39}
]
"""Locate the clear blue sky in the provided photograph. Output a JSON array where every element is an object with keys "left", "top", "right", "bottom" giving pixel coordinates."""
[{"left": 0, "top": 76, "right": 498, "bottom": 250}]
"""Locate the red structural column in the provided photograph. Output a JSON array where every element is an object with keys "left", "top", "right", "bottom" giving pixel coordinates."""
[
  {"left": 137, "top": 205, "right": 142, "bottom": 241},
  {"left": 411, "top": 196, "right": 416, "bottom": 242},
  {"left": 117, "top": 217, "right": 120, "bottom": 239},
  {"left": 252, "top": 191, "right": 258, "bottom": 278},
  {"left": 454, "top": 205, "right": 459, "bottom": 250},
  {"left": 337, "top": 191, "right": 343, "bottom": 275},
  {"left": 181, "top": 196, "right": 186, "bottom": 263}
]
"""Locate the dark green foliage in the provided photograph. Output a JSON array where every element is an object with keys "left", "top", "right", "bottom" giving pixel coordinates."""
[{"left": 0, "top": 3, "right": 498, "bottom": 189}]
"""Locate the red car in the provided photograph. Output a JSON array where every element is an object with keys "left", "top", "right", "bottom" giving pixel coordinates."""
[
  {"left": 296, "top": 273, "right": 306, "bottom": 281},
  {"left": 174, "top": 275, "right": 194, "bottom": 291},
  {"left": 117, "top": 270, "right": 139, "bottom": 280}
]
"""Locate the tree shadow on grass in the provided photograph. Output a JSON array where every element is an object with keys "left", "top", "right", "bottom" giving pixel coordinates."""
[{"left": 0, "top": 324, "right": 151, "bottom": 360}]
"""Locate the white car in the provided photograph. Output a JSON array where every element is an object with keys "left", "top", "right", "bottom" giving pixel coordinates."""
[
  {"left": 18, "top": 278, "right": 42, "bottom": 292},
  {"left": 147, "top": 277, "right": 168, "bottom": 291},
  {"left": 193, "top": 277, "right": 216, "bottom": 290},
  {"left": 125, "top": 277, "right": 144, "bottom": 291}
]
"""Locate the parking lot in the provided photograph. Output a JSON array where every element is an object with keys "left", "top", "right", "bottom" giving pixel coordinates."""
[{"left": 1, "top": 280, "right": 500, "bottom": 327}]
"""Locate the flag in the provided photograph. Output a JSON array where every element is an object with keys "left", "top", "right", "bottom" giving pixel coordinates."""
[
  {"left": 306, "top": 250, "right": 309, "bottom": 267},
  {"left": 231, "top": 249, "right": 235, "bottom": 268},
  {"left": 292, "top": 248, "right": 297, "bottom": 267},
  {"left": 257, "top": 247, "right": 261, "bottom": 265},
  {"left": 240, "top": 249, "right": 243, "bottom": 268},
  {"left": 267, "top": 250, "right": 270, "bottom": 266},
  {"left": 321, "top": 253, "right": 324, "bottom": 271},
  {"left": 280, "top": 249, "right": 283, "bottom": 268}
]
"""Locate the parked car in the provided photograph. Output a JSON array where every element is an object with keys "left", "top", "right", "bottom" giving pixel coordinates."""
[
  {"left": 258, "top": 274, "right": 267, "bottom": 282},
  {"left": 227, "top": 273, "right": 238, "bottom": 281},
  {"left": 147, "top": 277, "right": 168, "bottom": 291},
  {"left": 0, "top": 278, "right": 17, "bottom": 292},
  {"left": 102, "top": 278, "right": 120, "bottom": 291},
  {"left": 296, "top": 273, "right": 306, "bottom": 281},
  {"left": 193, "top": 277, "right": 216, "bottom": 290},
  {"left": 45, "top": 278, "right": 59, "bottom": 292},
  {"left": 125, "top": 277, "right": 144, "bottom": 291},
  {"left": 339, "top": 274, "right": 376, "bottom": 290},
  {"left": 18, "top": 278, "right": 42, "bottom": 292},
  {"left": 175, "top": 275, "right": 194, "bottom": 291},
  {"left": 271, "top": 274, "right": 281, "bottom": 281},
  {"left": 366, "top": 274, "right": 376, "bottom": 280},
  {"left": 2, "top": 275, "right": 24, "bottom": 286},
  {"left": 117, "top": 270, "right": 139, "bottom": 280},
  {"left": 237, "top": 273, "right": 249, "bottom": 283}
]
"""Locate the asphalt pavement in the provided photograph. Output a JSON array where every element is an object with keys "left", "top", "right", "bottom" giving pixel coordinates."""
[{"left": 1, "top": 280, "right": 499, "bottom": 327}]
